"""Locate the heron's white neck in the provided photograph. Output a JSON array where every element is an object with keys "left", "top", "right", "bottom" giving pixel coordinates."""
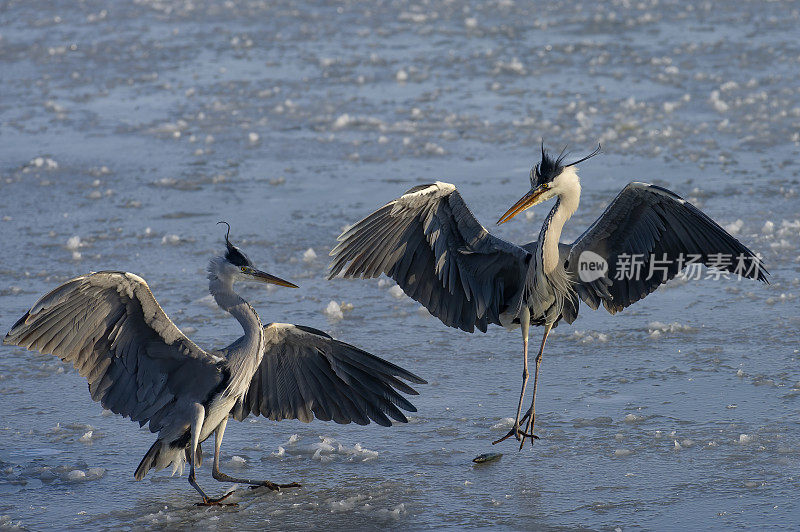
[
  {"left": 209, "top": 275, "right": 262, "bottom": 334},
  {"left": 540, "top": 167, "right": 581, "bottom": 273},
  {"left": 208, "top": 264, "right": 264, "bottom": 396}
]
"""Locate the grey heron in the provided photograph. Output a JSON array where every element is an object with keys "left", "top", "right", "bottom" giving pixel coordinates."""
[
  {"left": 4, "top": 223, "right": 425, "bottom": 505},
  {"left": 328, "top": 145, "right": 768, "bottom": 448}
]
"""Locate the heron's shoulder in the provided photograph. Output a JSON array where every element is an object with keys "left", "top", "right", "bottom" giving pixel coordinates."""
[
  {"left": 619, "top": 182, "right": 686, "bottom": 204},
  {"left": 264, "top": 322, "right": 294, "bottom": 332},
  {"left": 263, "top": 322, "right": 333, "bottom": 340},
  {"left": 398, "top": 181, "right": 457, "bottom": 203},
  {"left": 401, "top": 181, "right": 456, "bottom": 196},
  {"left": 72, "top": 270, "right": 152, "bottom": 291},
  {"left": 44, "top": 270, "right": 139, "bottom": 286},
  {"left": 20, "top": 270, "right": 149, "bottom": 318}
]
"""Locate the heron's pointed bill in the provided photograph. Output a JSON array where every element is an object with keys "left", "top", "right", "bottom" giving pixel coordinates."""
[
  {"left": 252, "top": 269, "right": 298, "bottom": 288},
  {"left": 496, "top": 186, "right": 548, "bottom": 225}
]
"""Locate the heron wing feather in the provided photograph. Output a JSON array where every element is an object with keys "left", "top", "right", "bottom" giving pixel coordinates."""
[
  {"left": 328, "top": 182, "right": 530, "bottom": 333},
  {"left": 231, "top": 323, "right": 425, "bottom": 426},
  {"left": 4, "top": 271, "right": 225, "bottom": 432},
  {"left": 568, "top": 182, "right": 768, "bottom": 313}
]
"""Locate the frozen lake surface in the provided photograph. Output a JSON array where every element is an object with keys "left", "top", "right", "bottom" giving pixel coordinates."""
[{"left": 1, "top": 0, "right": 799, "bottom": 529}]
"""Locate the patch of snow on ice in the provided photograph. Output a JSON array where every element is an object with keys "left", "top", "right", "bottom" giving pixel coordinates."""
[
  {"left": 376, "top": 503, "right": 406, "bottom": 518},
  {"left": 67, "top": 470, "right": 86, "bottom": 481},
  {"left": 229, "top": 456, "right": 247, "bottom": 467},
  {"left": 491, "top": 417, "right": 515, "bottom": 430},
  {"left": 303, "top": 247, "right": 317, "bottom": 262},
  {"left": 724, "top": 219, "right": 743, "bottom": 235},
  {"left": 331, "top": 494, "right": 367, "bottom": 512},
  {"left": 277, "top": 435, "right": 379, "bottom": 463},
  {"left": 66, "top": 236, "right": 82, "bottom": 250},
  {"left": 271, "top": 446, "right": 285, "bottom": 457},
  {"left": 647, "top": 321, "right": 694, "bottom": 338},
  {"left": 389, "top": 285, "right": 405, "bottom": 299},
  {"left": 324, "top": 301, "right": 344, "bottom": 320},
  {"left": 333, "top": 114, "right": 351, "bottom": 129}
]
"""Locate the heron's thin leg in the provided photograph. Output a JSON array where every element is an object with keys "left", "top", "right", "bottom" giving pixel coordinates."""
[
  {"left": 511, "top": 307, "right": 532, "bottom": 442},
  {"left": 520, "top": 323, "right": 552, "bottom": 450},
  {"left": 494, "top": 323, "right": 552, "bottom": 446},
  {"left": 190, "top": 407, "right": 237, "bottom": 507},
  {"left": 211, "top": 417, "right": 228, "bottom": 478},
  {"left": 187, "top": 404, "right": 211, "bottom": 502},
  {"left": 211, "top": 417, "right": 301, "bottom": 491}
]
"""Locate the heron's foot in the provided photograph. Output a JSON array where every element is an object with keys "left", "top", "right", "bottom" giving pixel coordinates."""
[
  {"left": 512, "top": 424, "right": 526, "bottom": 441},
  {"left": 195, "top": 490, "right": 238, "bottom": 507},
  {"left": 493, "top": 427, "right": 539, "bottom": 445},
  {"left": 517, "top": 430, "right": 540, "bottom": 451},
  {"left": 519, "top": 412, "right": 539, "bottom": 449},
  {"left": 250, "top": 480, "right": 302, "bottom": 491},
  {"left": 492, "top": 409, "right": 537, "bottom": 445}
]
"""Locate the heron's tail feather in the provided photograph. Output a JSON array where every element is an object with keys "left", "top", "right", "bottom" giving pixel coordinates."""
[
  {"left": 134, "top": 440, "right": 188, "bottom": 480},
  {"left": 135, "top": 441, "right": 162, "bottom": 480}
]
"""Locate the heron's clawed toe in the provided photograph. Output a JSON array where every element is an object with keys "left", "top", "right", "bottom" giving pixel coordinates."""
[
  {"left": 250, "top": 480, "right": 302, "bottom": 491},
  {"left": 492, "top": 433, "right": 511, "bottom": 445},
  {"left": 250, "top": 481, "right": 279, "bottom": 491},
  {"left": 492, "top": 409, "right": 534, "bottom": 445},
  {"left": 493, "top": 425, "right": 522, "bottom": 445},
  {"left": 492, "top": 426, "right": 539, "bottom": 446},
  {"left": 195, "top": 490, "right": 238, "bottom": 507},
  {"left": 516, "top": 431, "right": 540, "bottom": 451}
]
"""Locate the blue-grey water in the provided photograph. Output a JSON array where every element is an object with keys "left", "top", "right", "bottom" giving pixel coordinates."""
[{"left": 1, "top": 1, "right": 799, "bottom": 530}]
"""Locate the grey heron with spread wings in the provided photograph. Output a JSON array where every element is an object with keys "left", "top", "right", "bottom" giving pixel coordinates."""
[
  {"left": 328, "top": 145, "right": 767, "bottom": 449},
  {"left": 4, "top": 223, "right": 425, "bottom": 505}
]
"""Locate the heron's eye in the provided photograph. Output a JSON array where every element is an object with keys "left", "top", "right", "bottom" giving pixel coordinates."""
[
  {"left": 542, "top": 183, "right": 550, "bottom": 189},
  {"left": 241, "top": 266, "right": 248, "bottom": 273}
]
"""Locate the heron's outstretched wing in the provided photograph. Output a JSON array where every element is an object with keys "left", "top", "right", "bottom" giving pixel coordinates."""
[
  {"left": 231, "top": 323, "right": 426, "bottom": 426},
  {"left": 568, "top": 182, "right": 768, "bottom": 313},
  {"left": 4, "top": 272, "right": 225, "bottom": 432},
  {"left": 328, "top": 182, "right": 530, "bottom": 333}
]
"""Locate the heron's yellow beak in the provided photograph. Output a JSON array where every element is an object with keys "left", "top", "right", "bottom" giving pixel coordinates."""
[
  {"left": 496, "top": 185, "right": 549, "bottom": 225},
  {"left": 252, "top": 269, "right": 298, "bottom": 288}
]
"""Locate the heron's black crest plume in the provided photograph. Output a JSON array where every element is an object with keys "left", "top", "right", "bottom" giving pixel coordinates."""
[
  {"left": 531, "top": 141, "right": 564, "bottom": 187},
  {"left": 566, "top": 144, "right": 602, "bottom": 168},
  {"left": 531, "top": 143, "right": 602, "bottom": 187},
  {"left": 217, "top": 221, "right": 252, "bottom": 268}
]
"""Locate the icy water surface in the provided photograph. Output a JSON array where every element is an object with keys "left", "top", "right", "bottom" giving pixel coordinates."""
[{"left": 1, "top": 0, "right": 800, "bottom": 529}]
